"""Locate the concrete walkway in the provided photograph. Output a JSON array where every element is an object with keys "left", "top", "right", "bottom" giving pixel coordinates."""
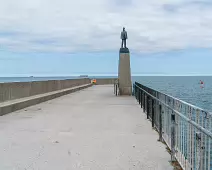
[{"left": 0, "top": 85, "right": 173, "bottom": 170}]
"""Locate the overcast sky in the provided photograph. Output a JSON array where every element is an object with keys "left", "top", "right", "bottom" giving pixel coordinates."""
[{"left": 0, "top": 0, "right": 212, "bottom": 76}]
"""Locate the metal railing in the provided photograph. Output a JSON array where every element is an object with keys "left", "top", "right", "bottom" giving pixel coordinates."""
[
  {"left": 134, "top": 81, "right": 212, "bottom": 170},
  {"left": 114, "top": 80, "right": 119, "bottom": 96}
]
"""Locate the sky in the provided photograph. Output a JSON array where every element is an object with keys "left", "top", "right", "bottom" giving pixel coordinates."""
[{"left": 0, "top": 0, "right": 212, "bottom": 76}]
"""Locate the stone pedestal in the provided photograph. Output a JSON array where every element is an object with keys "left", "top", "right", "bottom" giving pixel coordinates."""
[{"left": 118, "top": 48, "right": 132, "bottom": 95}]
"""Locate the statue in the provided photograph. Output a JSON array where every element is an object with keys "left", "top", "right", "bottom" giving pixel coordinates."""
[{"left": 121, "top": 27, "right": 128, "bottom": 48}]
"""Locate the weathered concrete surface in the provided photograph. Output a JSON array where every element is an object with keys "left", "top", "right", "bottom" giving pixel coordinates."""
[
  {"left": 0, "top": 85, "right": 172, "bottom": 170},
  {"left": 118, "top": 52, "right": 132, "bottom": 95}
]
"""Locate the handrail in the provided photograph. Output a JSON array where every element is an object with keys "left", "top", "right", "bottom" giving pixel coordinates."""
[
  {"left": 114, "top": 80, "right": 119, "bottom": 96},
  {"left": 133, "top": 81, "right": 212, "bottom": 170},
  {"left": 134, "top": 83, "right": 212, "bottom": 139},
  {"left": 145, "top": 84, "right": 211, "bottom": 114}
]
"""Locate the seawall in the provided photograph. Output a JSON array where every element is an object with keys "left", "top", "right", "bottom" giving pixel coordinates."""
[
  {"left": 0, "top": 78, "right": 90, "bottom": 102},
  {"left": 95, "top": 78, "right": 117, "bottom": 85},
  {"left": 0, "top": 78, "right": 117, "bottom": 116}
]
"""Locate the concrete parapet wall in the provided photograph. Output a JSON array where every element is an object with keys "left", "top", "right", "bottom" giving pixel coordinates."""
[
  {"left": 0, "top": 83, "right": 92, "bottom": 116},
  {"left": 0, "top": 78, "right": 90, "bottom": 103},
  {"left": 95, "top": 78, "right": 117, "bottom": 85}
]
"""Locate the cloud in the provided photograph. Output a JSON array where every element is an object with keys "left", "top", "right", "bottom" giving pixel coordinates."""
[{"left": 0, "top": 0, "right": 212, "bottom": 53}]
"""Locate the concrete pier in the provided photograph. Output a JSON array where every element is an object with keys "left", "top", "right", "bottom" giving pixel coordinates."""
[
  {"left": 118, "top": 48, "right": 132, "bottom": 95},
  {"left": 0, "top": 85, "right": 172, "bottom": 170}
]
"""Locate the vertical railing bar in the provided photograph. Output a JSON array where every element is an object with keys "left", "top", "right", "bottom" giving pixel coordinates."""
[
  {"left": 182, "top": 105, "right": 185, "bottom": 167},
  {"left": 159, "top": 104, "right": 163, "bottom": 141},
  {"left": 207, "top": 135, "right": 210, "bottom": 170},
  {"left": 147, "top": 96, "right": 150, "bottom": 119},
  {"left": 208, "top": 117, "right": 211, "bottom": 170},
  {"left": 152, "top": 98, "right": 155, "bottom": 128},
  {"left": 138, "top": 89, "right": 141, "bottom": 104},
  {"left": 183, "top": 117, "right": 185, "bottom": 167},
  {"left": 180, "top": 106, "right": 182, "bottom": 166},
  {"left": 175, "top": 110, "right": 178, "bottom": 165},
  {"left": 181, "top": 104, "right": 183, "bottom": 166},
  {"left": 194, "top": 109, "right": 197, "bottom": 170},
  {"left": 203, "top": 111, "right": 206, "bottom": 170},
  {"left": 171, "top": 110, "right": 176, "bottom": 162},
  {"left": 186, "top": 104, "right": 189, "bottom": 169},
  {"left": 143, "top": 93, "right": 145, "bottom": 113},
  {"left": 116, "top": 84, "right": 118, "bottom": 96},
  {"left": 190, "top": 107, "right": 192, "bottom": 170}
]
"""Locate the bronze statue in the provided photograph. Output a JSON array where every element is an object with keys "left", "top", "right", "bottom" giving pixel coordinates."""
[{"left": 121, "top": 27, "right": 128, "bottom": 48}]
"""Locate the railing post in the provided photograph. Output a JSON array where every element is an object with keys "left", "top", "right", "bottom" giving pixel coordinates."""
[
  {"left": 159, "top": 104, "right": 163, "bottom": 141},
  {"left": 137, "top": 86, "right": 139, "bottom": 99},
  {"left": 140, "top": 91, "right": 143, "bottom": 108},
  {"left": 147, "top": 96, "right": 150, "bottom": 119},
  {"left": 171, "top": 112, "right": 176, "bottom": 162},
  {"left": 134, "top": 84, "right": 137, "bottom": 98},
  {"left": 152, "top": 99, "right": 155, "bottom": 128},
  {"left": 138, "top": 89, "right": 141, "bottom": 104},
  {"left": 132, "top": 84, "right": 134, "bottom": 96},
  {"left": 115, "top": 84, "right": 118, "bottom": 96},
  {"left": 143, "top": 93, "right": 145, "bottom": 113},
  {"left": 196, "top": 132, "right": 204, "bottom": 170},
  {"left": 142, "top": 91, "right": 144, "bottom": 109},
  {"left": 135, "top": 86, "right": 138, "bottom": 100}
]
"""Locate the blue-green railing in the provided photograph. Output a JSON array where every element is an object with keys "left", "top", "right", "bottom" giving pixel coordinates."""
[{"left": 134, "top": 81, "right": 212, "bottom": 170}]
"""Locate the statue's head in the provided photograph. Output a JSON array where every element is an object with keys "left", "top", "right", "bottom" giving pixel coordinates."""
[{"left": 123, "top": 27, "right": 125, "bottom": 31}]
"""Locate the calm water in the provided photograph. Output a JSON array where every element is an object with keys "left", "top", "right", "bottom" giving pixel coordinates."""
[
  {"left": 133, "top": 76, "right": 212, "bottom": 112},
  {"left": 0, "top": 76, "right": 211, "bottom": 111}
]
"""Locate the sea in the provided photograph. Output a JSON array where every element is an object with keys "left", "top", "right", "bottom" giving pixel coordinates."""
[{"left": 0, "top": 76, "right": 211, "bottom": 112}]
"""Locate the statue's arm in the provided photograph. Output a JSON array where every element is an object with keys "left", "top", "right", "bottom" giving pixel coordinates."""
[{"left": 126, "top": 32, "right": 128, "bottom": 39}]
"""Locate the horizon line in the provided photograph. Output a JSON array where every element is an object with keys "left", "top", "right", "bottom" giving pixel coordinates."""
[{"left": 1, "top": 74, "right": 212, "bottom": 77}]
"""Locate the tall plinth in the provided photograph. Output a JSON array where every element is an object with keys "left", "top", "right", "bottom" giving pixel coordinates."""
[{"left": 118, "top": 48, "right": 132, "bottom": 95}]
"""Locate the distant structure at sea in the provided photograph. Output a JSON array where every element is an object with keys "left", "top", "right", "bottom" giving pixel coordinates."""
[{"left": 79, "top": 75, "right": 88, "bottom": 78}]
